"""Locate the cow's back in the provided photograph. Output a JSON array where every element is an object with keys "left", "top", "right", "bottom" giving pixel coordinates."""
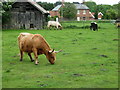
[
  {"left": 18, "top": 33, "right": 47, "bottom": 53},
  {"left": 18, "top": 33, "right": 34, "bottom": 52}
]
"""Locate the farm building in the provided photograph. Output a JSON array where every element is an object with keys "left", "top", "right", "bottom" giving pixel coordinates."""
[
  {"left": 98, "top": 12, "right": 103, "bottom": 20},
  {"left": 3, "top": 0, "right": 49, "bottom": 29},
  {"left": 49, "top": 5, "right": 62, "bottom": 18},
  {"left": 49, "top": 3, "right": 95, "bottom": 21},
  {"left": 75, "top": 3, "right": 95, "bottom": 21}
]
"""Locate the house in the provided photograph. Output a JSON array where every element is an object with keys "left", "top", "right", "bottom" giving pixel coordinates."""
[
  {"left": 98, "top": 12, "right": 103, "bottom": 20},
  {"left": 75, "top": 3, "right": 95, "bottom": 21},
  {"left": 49, "top": 3, "right": 95, "bottom": 21},
  {"left": 49, "top": 5, "right": 62, "bottom": 18},
  {"left": 3, "top": 0, "right": 49, "bottom": 29}
]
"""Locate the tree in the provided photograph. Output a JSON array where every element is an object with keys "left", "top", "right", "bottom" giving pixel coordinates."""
[
  {"left": 106, "top": 9, "right": 117, "bottom": 19},
  {"left": 2, "top": 1, "right": 13, "bottom": 24},
  {"left": 84, "top": 1, "right": 97, "bottom": 12},
  {"left": 37, "top": 2, "right": 54, "bottom": 10},
  {"left": 85, "top": 1, "right": 118, "bottom": 20},
  {"left": 54, "top": 1, "right": 62, "bottom": 6},
  {"left": 60, "top": 3, "right": 77, "bottom": 19}
]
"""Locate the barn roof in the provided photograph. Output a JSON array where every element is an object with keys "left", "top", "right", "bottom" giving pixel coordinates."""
[
  {"left": 13, "top": 0, "right": 48, "bottom": 14},
  {"left": 74, "top": 4, "right": 89, "bottom": 10}
]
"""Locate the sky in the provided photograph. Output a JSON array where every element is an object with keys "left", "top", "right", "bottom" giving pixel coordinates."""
[{"left": 36, "top": 0, "right": 119, "bottom": 5}]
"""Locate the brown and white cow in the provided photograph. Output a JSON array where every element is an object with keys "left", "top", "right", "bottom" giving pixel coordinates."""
[{"left": 18, "top": 33, "right": 62, "bottom": 65}]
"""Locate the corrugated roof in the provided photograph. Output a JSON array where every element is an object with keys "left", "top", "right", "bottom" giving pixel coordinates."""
[
  {"left": 52, "top": 5, "right": 62, "bottom": 11},
  {"left": 52, "top": 4, "right": 89, "bottom": 11},
  {"left": 13, "top": 0, "right": 48, "bottom": 14},
  {"left": 74, "top": 4, "right": 89, "bottom": 10}
]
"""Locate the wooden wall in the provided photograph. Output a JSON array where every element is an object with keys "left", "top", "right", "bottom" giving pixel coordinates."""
[{"left": 4, "top": 2, "right": 47, "bottom": 29}]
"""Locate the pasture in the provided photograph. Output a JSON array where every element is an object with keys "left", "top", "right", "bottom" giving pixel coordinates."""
[{"left": 2, "top": 21, "right": 118, "bottom": 88}]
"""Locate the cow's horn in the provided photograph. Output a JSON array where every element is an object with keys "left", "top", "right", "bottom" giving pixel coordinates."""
[
  {"left": 54, "top": 49, "right": 62, "bottom": 53},
  {"left": 49, "top": 49, "right": 54, "bottom": 53}
]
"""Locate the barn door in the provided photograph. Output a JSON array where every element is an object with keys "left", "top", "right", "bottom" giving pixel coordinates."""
[{"left": 19, "top": 12, "right": 26, "bottom": 29}]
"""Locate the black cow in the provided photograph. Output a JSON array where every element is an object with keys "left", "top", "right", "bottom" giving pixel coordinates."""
[{"left": 90, "top": 22, "right": 98, "bottom": 31}]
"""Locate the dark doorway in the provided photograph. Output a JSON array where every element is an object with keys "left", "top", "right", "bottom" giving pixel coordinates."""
[{"left": 30, "top": 24, "right": 34, "bottom": 28}]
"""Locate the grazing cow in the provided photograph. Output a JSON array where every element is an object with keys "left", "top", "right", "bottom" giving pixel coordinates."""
[
  {"left": 90, "top": 22, "right": 98, "bottom": 31},
  {"left": 18, "top": 33, "right": 62, "bottom": 65},
  {"left": 116, "top": 23, "right": 120, "bottom": 28},
  {"left": 47, "top": 21, "right": 62, "bottom": 30}
]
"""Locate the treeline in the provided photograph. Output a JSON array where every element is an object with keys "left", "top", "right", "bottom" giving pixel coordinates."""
[
  {"left": 1, "top": 0, "right": 119, "bottom": 23},
  {"left": 84, "top": 1, "right": 119, "bottom": 19},
  {"left": 37, "top": 1, "right": 63, "bottom": 11},
  {"left": 37, "top": 1, "right": 119, "bottom": 20}
]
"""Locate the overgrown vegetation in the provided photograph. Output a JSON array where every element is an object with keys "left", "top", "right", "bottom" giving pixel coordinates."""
[
  {"left": 60, "top": 3, "right": 77, "bottom": 19},
  {"left": 2, "top": 22, "right": 118, "bottom": 88},
  {"left": 1, "top": 1, "right": 13, "bottom": 24},
  {"left": 84, "top": 1, "right": 119, "bottom": 19}
]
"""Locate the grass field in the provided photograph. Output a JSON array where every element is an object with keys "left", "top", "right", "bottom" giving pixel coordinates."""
[{"left": 2, "top": 22, "right": 118, "bottom": 88}]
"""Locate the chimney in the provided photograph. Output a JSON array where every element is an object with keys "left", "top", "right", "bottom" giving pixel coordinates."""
[
  {"left": 82, "top": 0, "right": 85, "bottom": 4},
  {"left": 62, "top": 0, "right": 65, "bottom": 6}
]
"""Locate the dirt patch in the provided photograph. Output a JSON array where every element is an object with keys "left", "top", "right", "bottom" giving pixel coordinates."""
[
  {"left": 44, "top": 75, "right": 53, "bottom": 78},
  {"left": 99, "top": 55, "right": 108, "bottom": 58},
  {"left": 38, "top": 84, "right": 48, "bottom": 87},
  {"left": 6, "top": 70, "right": 11, "bottom": 73},
  {"left": 100, "top": 69, "right": 108, "bottom": 72},
  {"left": 78, "top": 33, "right": 82, "bottom": 35},
  {"left": 72, "top": 39, "right": 78, "bottom": 42},
  {"left": 62, "top": 53, "right": 70, "bottom": 55},
  {"left": 72, "top": 73, "right": 84, "bottom": 77},
  {"left": 113, "top": 39, "right": 120, "bottom": 41},
  {"left": 9, "top": 62, "right": 16, "bottom": 65},
  {"left": 36, "top": 81, "right": 41, "bottom": 83},
  {"left": 92, "top": 48, "right": 98, "bottom": 50}
]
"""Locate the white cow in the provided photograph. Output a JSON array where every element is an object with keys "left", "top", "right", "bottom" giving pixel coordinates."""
[{"left": 47, "top": 21, "right": 62, "bottom": 30}]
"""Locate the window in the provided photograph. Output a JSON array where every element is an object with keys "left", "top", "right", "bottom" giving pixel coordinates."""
[
  {"left": 26, "top": 8, "right": 30, "bottom": 11},
  {"left": 83, "top": 10, "right": 86, "bottom": 14},
  {"left": 83, "top": 17, "right": 86, "bottom": 20},
  {"left": 77, "top": 10, "right": 80, "bottom": 14}
]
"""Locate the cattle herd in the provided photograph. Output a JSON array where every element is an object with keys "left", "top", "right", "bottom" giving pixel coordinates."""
[
  {"left": 17, "top": 21, "right": 99, "bottom": 65},
  {"left": 47, "top": 21, "right": 98, "bottom": 31}
]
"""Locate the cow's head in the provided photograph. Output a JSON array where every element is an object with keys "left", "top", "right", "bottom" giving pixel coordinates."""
[
  {"left": 46, "top": 49, "right": 62, "bottom": 64},
  {"left": 58, "top": 25, "right": 62, "bottom": 30}
]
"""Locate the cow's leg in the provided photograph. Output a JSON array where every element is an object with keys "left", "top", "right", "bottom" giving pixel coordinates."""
[
  {"left": 56, "top": 25, "right": 58, "bottom": 30},
  {"left": 33, "top": 49, "right": 39, "bottom": 65},
  {"left": 28, "top": 53, "right": 34, "bottom": 62},
  {"left": 20, "top": 50, "right": 23, "bottom": 61}
]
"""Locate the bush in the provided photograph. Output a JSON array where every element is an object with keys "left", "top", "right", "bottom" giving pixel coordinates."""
[
  {"left": 49, "top": 16, "right": 59, "bottom": 21},
  {"left": 64, "top": 25, "right": 91, "bottom": 29}
]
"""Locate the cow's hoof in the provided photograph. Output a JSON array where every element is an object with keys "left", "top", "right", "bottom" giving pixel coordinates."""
[
  {"left": 31, "top": 60, "right": 34, "bottom": 62},
  {"left": 20, "top": 59, "right": 22, "bottom": 61}
]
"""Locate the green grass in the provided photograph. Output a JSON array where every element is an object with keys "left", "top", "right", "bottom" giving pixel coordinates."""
[{"left": 2, "top": 22, "right": 118, "bottom": 88}]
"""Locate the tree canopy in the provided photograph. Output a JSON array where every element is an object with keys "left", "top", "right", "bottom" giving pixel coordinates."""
[
  {"left": 84, "top": 1, "right": 118, "bottom": 19},
  {"left": 37, "top": 2, "right": 54, "bottom": 11},
  {"left": 60, "top": 3, "right": 77, "bottom": 19}
]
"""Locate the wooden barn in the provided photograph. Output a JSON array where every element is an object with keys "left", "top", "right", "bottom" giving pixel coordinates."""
[{"left": 4, "top": 0, "right": 49, "bottom": 29}]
